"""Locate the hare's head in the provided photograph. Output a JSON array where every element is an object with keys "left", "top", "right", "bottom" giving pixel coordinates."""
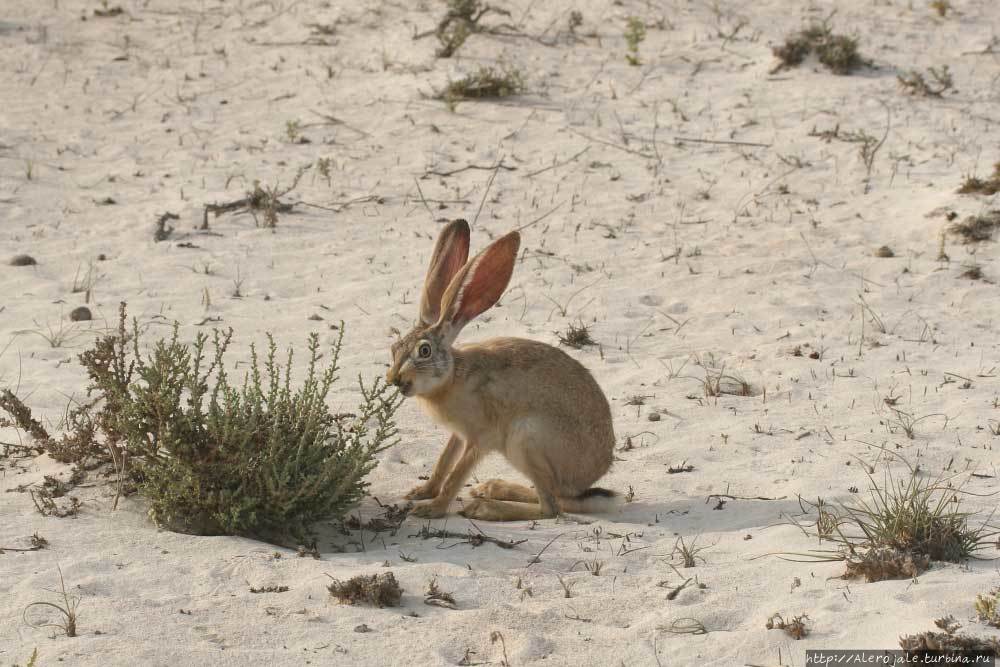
[{"left": 387, "top": 219, "right": 520, "bottom": 397}]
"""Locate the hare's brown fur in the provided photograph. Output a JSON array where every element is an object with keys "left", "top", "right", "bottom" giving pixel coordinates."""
[{"left": 388, "top": 220, "right": 617, "bottom": 521}]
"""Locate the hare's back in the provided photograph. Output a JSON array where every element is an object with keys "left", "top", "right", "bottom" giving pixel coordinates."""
[{"left": 458, "top": 337, "right": 613, "bottom": 433}]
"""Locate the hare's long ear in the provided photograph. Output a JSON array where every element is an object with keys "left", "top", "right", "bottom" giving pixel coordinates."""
[
  {"left": 437, "top": 231, "right": 520, "bottom": 342},
  {"left": 419, "top": 219, "right": 471, "bottom": 326}
]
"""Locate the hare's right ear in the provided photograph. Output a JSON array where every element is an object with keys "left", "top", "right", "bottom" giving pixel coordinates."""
[
  {"left": 419, "top": 219, "right": 471, "bottom": 326},
  {"left": 437, "top": 230, "right": 520, "bottom": 343}
]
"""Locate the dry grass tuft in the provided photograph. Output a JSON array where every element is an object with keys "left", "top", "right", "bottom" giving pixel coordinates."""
[
  {"left": 874, "top": 245, "right": 895, "bottom": 258},
  {"left": 843, "top": 547, "right": 930, "bottom": 583},
  {"left": 975, "top": 588, "right": 1000, "bottom": 627},
  {"left": 438, "top": 63, "right": 525, "bottom": 110},
  {"left": 960, "top": 264, "right": 984, "bottom": 281},
  {"left": 958, "top": 163, "right": 1000, "bottom": 196},
  {"left": 22, "top": 566, "right": 80, "bottom": 638},
  {"left": 673, "top": 535, "right": 709, "bottom": 568},
  {"left": 328, "top": 572, "right": 403, "bottom": 607},
  {"left": 773, "top": 24, "right": 867, "bottom": 74},
  {"left": 766, "top": 613, "right": 810, "bottom": 640},
  {"left": 424, "top": 577, "right": 457, "bottom": 609},
  {"left": 785, "top": 464, "right": 997, "bottom": 582},
  {"left": 950, "top": 211, "right": 1000, "bottom": 243},
  {"left": 557, "top": 321, "right": 596, "bottom": 349},
  {"left": 898, "top": 66, "right": 954, "bottom": 97},
  {"left": 900, "top": 616, "right": 1000, "bottom": 658}
]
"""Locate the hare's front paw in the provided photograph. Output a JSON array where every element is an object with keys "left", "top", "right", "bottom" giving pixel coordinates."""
[
  {"left": 411, "top": 499, "right": 448, "bottom": 519},
  {"left": 405, "top": 482, "right": 437, "bottom": 501}
]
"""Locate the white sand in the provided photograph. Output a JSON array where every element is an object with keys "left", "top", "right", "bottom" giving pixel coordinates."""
[{"left": 3, "top": 0, "right": 1000, "bottom": 664}]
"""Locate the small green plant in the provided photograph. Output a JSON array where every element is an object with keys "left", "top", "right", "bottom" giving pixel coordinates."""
[
  {"left": 438, "top": 63, "right": 525, "bottom": 110},
  {"left": 285, "top": 119, "right": 303, "bottom": 143},
  {"left": 23, "top": 565, "right": 79, "bottom": 638},
  {"left": 930, "top": 0, "right": 951, "bottom": 17},
  {"left": 898, "top": 66, "right": 954, "bottom": 97},
  {"left": 13, "top": 647, "right": 38, "bottom": 667},
  {"left": 316, "top": 157, "right": 333, "bottom": 187},
  {"left": 976, "top": 588, "right": 1000, "bottom": 627},
  {"left": 624, "top": 16, "right": 646, "bottom": 66}
]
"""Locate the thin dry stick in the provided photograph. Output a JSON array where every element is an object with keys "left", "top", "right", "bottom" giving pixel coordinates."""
[
  {"left": 526, "top": 531, "right": 568, "bottom": 567},
  {"left": 799, "top": 232, "right": 886, "bottom": 288},
  {"left": 566, "top": 127, "right": 656, "bottom": 159},
  {"left": 674, "top": 136, "right": 771, "bottom": 148},
  {"left": 527, "top": 145, "right": 591, "bottom": 177},
  {"left": 515, "top": 200, "right": 565, "bottom": 234},
  {"left": 472, "top": 158, "right": 504, "bottom": 227},
  {"left": 426, "top": 163, "right": 518, "bottom": 178},
  {"left": 106, "top": 441, "right": 126, "bottom": 511},
  {"left": 413, "top": 177, "right": 435, "bottom": 220}
]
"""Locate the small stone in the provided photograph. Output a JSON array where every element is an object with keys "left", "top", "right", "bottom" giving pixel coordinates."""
[
  {"left": 647, "top": 412, "right": 661, "bottom": 422},
  {"left": 10, "top": 254, "right": 37, "bottom": 266},
  {"left": 70, "top": 306, "right": 92, "bottom": 321},
  {"left": 354, "top": 624, "right": 372, "bottom": 633}
]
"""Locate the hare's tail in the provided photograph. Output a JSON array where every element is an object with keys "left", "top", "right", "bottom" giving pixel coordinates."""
[{"left": 559, "top": 487, "right": 620, "bottom": 514}]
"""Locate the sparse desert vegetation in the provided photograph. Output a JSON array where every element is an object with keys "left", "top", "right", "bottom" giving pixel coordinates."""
[{"left": 3, "top": 0, "right": 1000, "bottom": 664}]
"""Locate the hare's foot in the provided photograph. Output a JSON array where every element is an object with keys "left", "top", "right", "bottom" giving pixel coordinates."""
[
  {"left": 459, "top": 498, "right": 553, "bottom": 522},
  {"left": 470, "top": 479, "right": 537, "bottom": 503},
  {"left": 411, "top": 498, "right": 449, "bottom": 519},
  {"left": 405, "top": 482, "right": 437, "bottom": 501}
]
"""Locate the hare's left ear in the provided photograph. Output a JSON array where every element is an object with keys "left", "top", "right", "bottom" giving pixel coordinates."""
[
  {"left": 419, "top": 219, "right": 471, "bottom": 326},
  {"left": 437, "top": 231, "right": 520, "bottom": 342}
]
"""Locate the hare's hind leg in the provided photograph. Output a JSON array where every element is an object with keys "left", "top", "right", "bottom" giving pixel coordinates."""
[
  {"left": 470, "top": 479, "right": 537, "bottom": 503},
  {"left": 459, "top": 489, "right": 558, "bottom": 522}
]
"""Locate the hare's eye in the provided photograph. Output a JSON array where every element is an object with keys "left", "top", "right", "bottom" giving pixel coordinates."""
[{"left": 417, "top": 342, "right": 433, "bottom": 359}]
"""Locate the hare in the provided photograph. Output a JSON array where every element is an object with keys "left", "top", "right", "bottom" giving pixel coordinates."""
[{"left": 386, "top": 219, "right": 617, "bottom": 521}]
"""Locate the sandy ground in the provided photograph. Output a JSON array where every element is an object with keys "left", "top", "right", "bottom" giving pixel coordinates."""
[{"left": 3, "top": 0, "right": 1000, "bottom": 665}]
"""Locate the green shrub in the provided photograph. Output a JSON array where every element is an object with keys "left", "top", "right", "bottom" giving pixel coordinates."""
[{"left": 81, "top": 304, "right": 400, "bottom": 540}]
